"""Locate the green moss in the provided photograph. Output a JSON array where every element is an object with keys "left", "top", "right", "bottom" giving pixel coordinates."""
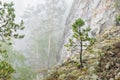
[
  {"left": 69, "top": 70, "right": 81, "bottom": 77},
  {"left": 66, "top": 74, "right": 78, "bottom": 80},
  {"left": 58, "top": 74, "right": 66, "bottom": 80}
]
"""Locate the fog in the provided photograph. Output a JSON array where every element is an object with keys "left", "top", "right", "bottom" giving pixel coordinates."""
[
  {"left": 0, "top": 0, "right": 73, "bottom": 79},
  {"left": 3, "top": 0, "right": 73, "bottom": 51}
]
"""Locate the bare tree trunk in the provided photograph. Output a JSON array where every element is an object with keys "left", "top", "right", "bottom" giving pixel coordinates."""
[
  {"left": 47, "top": 34, "right": 51, "bottom": 69},
  {"left": 46, "top": 0, "right": 55, "bottom": 69},
  {"left": 80, "top": 40, "right": 83, "bottom": 68},
  {"left": 35, "top": 35, "right": 39, "bottom": 64},
  {"left": 79, "top": 27, "right": 83, "bottom": 68}
]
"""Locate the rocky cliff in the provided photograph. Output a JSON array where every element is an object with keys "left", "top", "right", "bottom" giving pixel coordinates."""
[{"left": 60, "top": 0, "right": 119, "bottom": 60}]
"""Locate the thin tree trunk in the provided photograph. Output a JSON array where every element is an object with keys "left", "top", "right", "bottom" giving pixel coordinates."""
[
  {"left": 79, "top": 26, "right": 83, "bottom": 68},
  {"left": 47, "top": 34, "right": 51, "bottom": 69},
  {"left": 47, "top": 0, "right": 55, "bottom": 69},
  {"left": 80, "top": 40, "right": 83, "bottom": 68},
  {"left": 35, "top": 34, "right": 39, "bottom": 58}
]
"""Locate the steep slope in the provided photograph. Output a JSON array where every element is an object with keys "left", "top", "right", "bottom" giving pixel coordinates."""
[
  {"left": 42, "top": 26, "right": 120, "bottom": 80},
  {"left": 41, "top": 0, "right": 120, "bottom": 80}
]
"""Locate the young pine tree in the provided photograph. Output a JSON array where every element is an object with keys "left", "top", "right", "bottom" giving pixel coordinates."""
[{"left": 65, "top": 18, "right": 96, "bottom": 68}]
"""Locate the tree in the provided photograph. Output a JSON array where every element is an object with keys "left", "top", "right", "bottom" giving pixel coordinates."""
[
  {"left": 65, "top": 18, "right": 96, "bottom": 68},
  {"left": 22, "top": 0, "right": 66, "bottom": 69},
  {"left": 0, "top": 1, "right": 25, "bottom": 79}
]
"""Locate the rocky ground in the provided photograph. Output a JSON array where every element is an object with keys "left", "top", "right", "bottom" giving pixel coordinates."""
[{"left": 42, "top": 26, "right": 120, "bottom": 80}]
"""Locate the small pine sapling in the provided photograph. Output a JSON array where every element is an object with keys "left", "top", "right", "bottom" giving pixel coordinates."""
[{"left": 65, "top": 18, "right": 96, "bottom": 68}]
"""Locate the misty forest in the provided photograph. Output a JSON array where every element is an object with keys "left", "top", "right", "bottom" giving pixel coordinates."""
[{"left": 0, "top": 0, "right": 120, "bottom": 80}]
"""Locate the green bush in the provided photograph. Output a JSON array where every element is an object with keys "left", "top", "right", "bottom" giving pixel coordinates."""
[{"left": 0, "top": 61, "right": 15, "bottom": 80}]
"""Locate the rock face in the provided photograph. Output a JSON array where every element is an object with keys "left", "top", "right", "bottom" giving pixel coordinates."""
[{"left": 60, "top": 0, "right": 118, "bottom": 60}]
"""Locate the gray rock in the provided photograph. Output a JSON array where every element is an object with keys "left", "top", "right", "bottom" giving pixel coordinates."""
[{"left": 60, "top": 0, "right": 117, "bottom": 61}]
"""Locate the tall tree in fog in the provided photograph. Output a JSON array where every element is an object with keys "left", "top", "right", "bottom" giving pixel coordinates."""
[
  {"left": 22, "top": 0, "right": 66, "bottom": 69},
  {"left": 45, "top": 0, "right": 66, "bottom": 68}
]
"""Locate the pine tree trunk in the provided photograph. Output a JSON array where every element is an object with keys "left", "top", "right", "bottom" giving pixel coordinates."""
[
  {"left": 47, "top": 34, "right": 51, "bottom": 69},
  {"left": 80, "top": 40, "right": 83, "bottom": 68}
]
